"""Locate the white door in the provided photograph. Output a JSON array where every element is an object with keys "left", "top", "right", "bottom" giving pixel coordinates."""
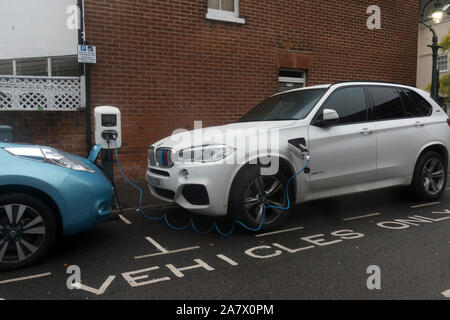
[
  {"left": 308, "top": 86, "right": 377, "bottom": 192},
  {"left": 368, "top": 86, "right": 434, "bottom": 181}
]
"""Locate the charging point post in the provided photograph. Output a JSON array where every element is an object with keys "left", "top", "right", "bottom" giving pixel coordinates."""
[{"left": 94, "top": 106, "right": 122, "bottom": 180}]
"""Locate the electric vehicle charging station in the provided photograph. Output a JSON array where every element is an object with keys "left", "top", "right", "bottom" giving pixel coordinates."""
[{"left": 94, "top": 106, "right": 122, "bottom": 180}]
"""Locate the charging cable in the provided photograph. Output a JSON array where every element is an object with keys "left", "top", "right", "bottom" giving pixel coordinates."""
[{"left": 113, "top": 140, "right": 310, "bottom": 236}]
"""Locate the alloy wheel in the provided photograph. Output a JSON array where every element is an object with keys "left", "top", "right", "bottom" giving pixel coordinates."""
[
  {"left": 244, "top": 176, "right": 287, "bottom": 225},
  {"left": 422, "top": 158, "right": 446, "bottom": 195},
  {"left": 0, "top": 204, "right": 46, "bottom": 264}
]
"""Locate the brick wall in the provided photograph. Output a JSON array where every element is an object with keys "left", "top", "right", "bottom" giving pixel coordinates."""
[{"left": 0, "top": 0, "right": 419, "bottom": 179}]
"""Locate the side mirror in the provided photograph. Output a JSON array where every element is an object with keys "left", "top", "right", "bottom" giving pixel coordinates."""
[
  {"left": 314, "top": 109, "right": 340, "bottom": 127},
  {"left": 323, "top": 109, "right": 340, "bottom": 121}
]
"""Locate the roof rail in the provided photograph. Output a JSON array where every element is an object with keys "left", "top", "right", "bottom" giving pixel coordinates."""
[{"left": 330, "top": 80, "right": 412, "bottom": 87}]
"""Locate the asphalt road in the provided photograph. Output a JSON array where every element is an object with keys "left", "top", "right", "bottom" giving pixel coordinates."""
[{"left": 0, "top": 186, "right": 449, "bottom": 300}]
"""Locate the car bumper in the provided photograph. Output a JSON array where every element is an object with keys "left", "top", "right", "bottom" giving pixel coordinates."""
[
  {"left": 146, "top": 161, "right": 238, "bottom": 216},
  {"left": 58, "top": 164, "right": 114, "bottom": 235}
]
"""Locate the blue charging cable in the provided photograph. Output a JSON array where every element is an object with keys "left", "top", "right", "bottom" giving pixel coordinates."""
[{"left": 113, "top": 141, "right": 309, "bottom": 236}]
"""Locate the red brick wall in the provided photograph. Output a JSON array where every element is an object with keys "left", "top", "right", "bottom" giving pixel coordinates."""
[{"left": 0, "top": 0, "right": 419, "bottom": 179}]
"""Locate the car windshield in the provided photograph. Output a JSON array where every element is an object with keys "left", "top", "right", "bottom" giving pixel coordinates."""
[{"left": 238, "top": 88, "right": 327, "bottom": 122}]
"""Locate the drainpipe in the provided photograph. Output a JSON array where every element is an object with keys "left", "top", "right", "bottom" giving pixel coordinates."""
[{"left": 78, "top": 0, "right": 92, "bottom": 155}]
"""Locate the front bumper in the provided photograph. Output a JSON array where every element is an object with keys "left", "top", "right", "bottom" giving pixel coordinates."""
[
  {"left": 58, "top": 162, "right": 114, "bottom": 235},
  {"left": 146, "top": 161, "right": 238, "bottom": 216}
]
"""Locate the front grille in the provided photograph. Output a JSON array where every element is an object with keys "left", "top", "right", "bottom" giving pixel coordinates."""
[
  {"left": 148, "top": 147, "right": 156, "bottom": 166},
  {"left": 156, "top": 148, "right": 174, "bottom": 168},
  {"left": 150, "top": 168, "right": 170, "bottom": 177},
  {"left": 154, "top": 187, "right": 175, "bottom": 200}
]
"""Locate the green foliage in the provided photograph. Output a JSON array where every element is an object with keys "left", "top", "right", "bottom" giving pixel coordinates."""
[{"left": 441, "top": 30, "right": 450, "bottom": 52}]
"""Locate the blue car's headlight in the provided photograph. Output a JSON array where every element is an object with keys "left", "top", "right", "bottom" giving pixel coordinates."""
[{"left": 4, "top": 147, "right": 95, "bottom": 173}]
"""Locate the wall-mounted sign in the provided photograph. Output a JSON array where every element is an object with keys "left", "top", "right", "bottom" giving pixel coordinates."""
[{"left": 78, "top": 45, "right": 97, "bottom": 64}]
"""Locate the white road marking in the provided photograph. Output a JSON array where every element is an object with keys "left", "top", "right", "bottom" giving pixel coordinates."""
[
  {"left": 342, "top": 213, "right": 382, "bottom": 221},
  {"left": 432, "top": 209, "right": 450, "bottom": 214},
  {"left": 145, "top": 236, "right": 169, "bottom": 253},
  {"left": 217, "top": 254, "right": 239, "bottom": 266},
  {"left": 134, "top": 236, "right": 200, "bottom": 259},
  {"left": 0, "top": 272, "right": 51, "bottom": 285},
  {"left": 255, "top": 226, "right": 304, "bottom": 237},
  {"left": 135, "top": 246, "right": 200, "bottom": 259},
  {"left": 410, "top": 202, "right": 440, "bottom": 209},
  {"left": 119, "top": 214, "right": 132, "bottom": 225},
  {"left": 73, "top": 276, "right": 116, "bottom": 295},
  {"left": 442, "top": 289, "right": 450, "bottom": 298}
]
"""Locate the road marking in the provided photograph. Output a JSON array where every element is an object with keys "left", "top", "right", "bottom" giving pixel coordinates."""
[
  {"left": 410, "top": 202, "right": 440, "bottom": 209},
  {"left": 73, "top": 276, "right": 116, "bottom": 296},
  {"left": 0, "top": 272, "right": 51, "bottom": 285},
  {"left": 442, "top": 289, "right": 450, "bottom": 298},
  {"left": 255, "top": 226, "right": 304, "bottom": 238},
  {"left": 217, "top": 254, "right": 239, "bottom": 266},
  {"left": 134, "top": 236, "right": 200, "bottom": 259},
  {"left": 342, "top": 213, "right": 382, "bottom": 221},
  {"left": 135, "top": 246, "right": 200, "bottom": 259},
  {"left": 119, "top": 214, "right": 132, "bottom": 225},
  {"left": 432, "top": 209, "right": 450, "bottom": 214}
]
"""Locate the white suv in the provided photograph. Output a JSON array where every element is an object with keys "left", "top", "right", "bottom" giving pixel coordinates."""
[{"left": 147, "top": 81, "right": 450, "bottom": 230}]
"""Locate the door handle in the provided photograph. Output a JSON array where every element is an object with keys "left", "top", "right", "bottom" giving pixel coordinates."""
[
  {"left": 360, "top": 128, "right": 374, "bottom": 135},
  {"left": 414, "top": 121, "right": 425, "bottom": 128}
]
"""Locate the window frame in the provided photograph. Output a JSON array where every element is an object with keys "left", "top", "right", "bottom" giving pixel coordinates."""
[
  {"left": 401, "top": 88, "right": 433, "bottom": 118},
  {"left": 206, "top": 0, "right": 245, "bottom": 24},
  {"left": 311, "top": 85, "right": 370, "bottom": 127},
  {"left": 438, "top": 54, "right": 448, "bottom": 73},
  {"left": 0, "top": 56, "right": 79, "bottom": 77}
]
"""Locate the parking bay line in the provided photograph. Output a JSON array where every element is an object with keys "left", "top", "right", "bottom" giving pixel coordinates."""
[
  {"left": 0, "top": 272, "right": 51, "bottom": 285},
  {"left": 410, "top": 202, "right": 440, "bottom": 209},
  {"left": 342, "top": 213, "right": 382, "bottom": 221},
  {"left": 119, "top": 214, "right": 132, "bottom": 225},
  {"left": 134, "top": 236, "right": 200, "bottom": 259},
  {"left": 256, "top": 226, "right": 304, "bottom": 238}
]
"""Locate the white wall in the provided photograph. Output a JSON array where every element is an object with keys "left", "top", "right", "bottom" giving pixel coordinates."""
[{"left": 0, "top": 0, "right": 78, "bottom": 60}]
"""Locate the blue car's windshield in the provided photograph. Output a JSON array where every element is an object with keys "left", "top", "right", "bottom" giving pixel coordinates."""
[{"left": 238, "top": 89, "right": 327, "bottom": 122}]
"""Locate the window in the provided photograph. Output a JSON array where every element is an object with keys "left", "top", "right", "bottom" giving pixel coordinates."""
[
  {"left": 318, "top": 87, "right": 368, "bottom": 125},
  {"left": 401, "top": 89, "right": 433, "bottom": 117},
  {"left": 438, "top": 55, "right": 448, "bottom": 72},
  {"left": 0, "top": 60, "right": 13, "bottom": 76},
  {"left": 0, "top": 56, "right": 79, "bottom": 77},
  {"left": 206, "top": 0, "right": 245, "bottom": 24},
  {"left": 15, "top": 58, "right": 48, "bottom": 77},
  {"left": 368, "top": 86, "right": 404, "bottom": 121},
  {"left": 238, "top": 89, "right": 327, "bottom": 122},
  {"left": 278, "top": 70, "right": 306, "bottom": 93}
]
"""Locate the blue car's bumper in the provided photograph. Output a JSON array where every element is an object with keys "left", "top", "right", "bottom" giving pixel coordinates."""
[{"left": 58, "top": 160, "right": 114, "bottom": 235}]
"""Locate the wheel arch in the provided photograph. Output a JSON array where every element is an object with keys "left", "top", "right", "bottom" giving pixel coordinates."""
[
  {"left": 416, "top": 143, "right": 449, "bottom": 167},
  {"left": 225, "top": 154, "right": 298, "bottom": 208},
  {"left": 0, "top": 185, "right": 63, "bottom": 236}
]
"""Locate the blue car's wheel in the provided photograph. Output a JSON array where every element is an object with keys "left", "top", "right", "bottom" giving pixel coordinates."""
[{"left": 0, "top": 193, "right": 57, "bottom": 272}]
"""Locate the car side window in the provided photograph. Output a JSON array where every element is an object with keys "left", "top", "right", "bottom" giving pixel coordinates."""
[
  {"left": 368, "top": 86, "right": 404, "bottom": 121},
  {"left": 318, "top": 86, "right": 368, "bottom": 125},
  {"left": 401, "top": 89, "right": 433, "bottom": 117}
]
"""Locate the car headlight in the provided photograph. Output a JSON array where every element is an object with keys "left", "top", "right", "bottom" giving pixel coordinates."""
[
  {"left": 4, "top": 147, "right": 95, "bottom": 173},
  {"left": 178, "top": 145, "right": 236, "bottom": 163}
]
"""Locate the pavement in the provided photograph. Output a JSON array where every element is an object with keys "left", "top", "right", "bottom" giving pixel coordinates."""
[{"left": 0, "top": 182, "right": 449, "bottom": 300}]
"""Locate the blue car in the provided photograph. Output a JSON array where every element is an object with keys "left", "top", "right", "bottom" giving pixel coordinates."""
[{"left": 0, "top": 142, "right": 113, "bottom": 271}]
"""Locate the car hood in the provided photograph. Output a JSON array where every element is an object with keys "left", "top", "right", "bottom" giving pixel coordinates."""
[{"left": 151, "top": 120, "right": 298, "bottom": 151}]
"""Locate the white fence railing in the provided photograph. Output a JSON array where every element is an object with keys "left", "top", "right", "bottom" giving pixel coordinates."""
[{"left": 0, "top": 75, "right": 85, "bottom": 111}]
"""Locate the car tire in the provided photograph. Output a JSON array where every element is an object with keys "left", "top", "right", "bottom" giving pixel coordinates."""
[
  {"left": 228, "top": 165, "right": 292, "bottom": 231},
  {"left": 409, "top": 151, "right": 448, "bottom": 202},
  {"left": 0, "top": 193, "right": 57, "bottom": 272}
]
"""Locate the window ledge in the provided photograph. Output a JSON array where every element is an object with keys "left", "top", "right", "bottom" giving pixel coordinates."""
[{"left": 206, "top": 9, "right": 245, "bottom": 24}]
